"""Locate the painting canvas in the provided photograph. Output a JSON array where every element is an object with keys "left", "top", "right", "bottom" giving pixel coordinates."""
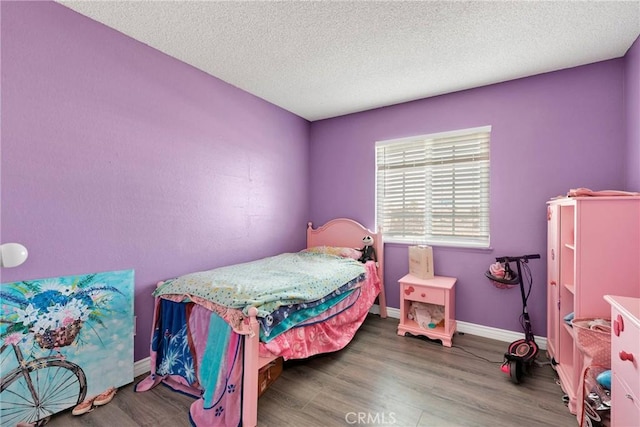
[{"left": 0, "top": 269, "right": 134, "bottom": 425}]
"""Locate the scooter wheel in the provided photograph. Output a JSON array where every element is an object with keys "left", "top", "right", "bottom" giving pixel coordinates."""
[{"left": 509, "top": 360, "right": 522, "bottom": 384}]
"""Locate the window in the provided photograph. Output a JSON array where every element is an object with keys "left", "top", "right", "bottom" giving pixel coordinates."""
[{"left": 375, "top": 126, "right": 490, "bottom": 248}]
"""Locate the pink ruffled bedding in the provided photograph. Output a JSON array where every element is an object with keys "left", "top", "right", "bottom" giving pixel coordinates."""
[{"left": 259, "top": 261, "right": 380, "bottom": 360}]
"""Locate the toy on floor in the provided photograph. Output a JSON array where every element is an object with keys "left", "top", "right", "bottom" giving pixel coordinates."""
[{"left": 596, "top": 370, "right": 611, "bottom": 390}]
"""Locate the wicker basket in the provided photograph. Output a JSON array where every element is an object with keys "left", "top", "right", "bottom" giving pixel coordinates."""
[{"left": 34, "top": 319, "right": 83, "bottom": 349}]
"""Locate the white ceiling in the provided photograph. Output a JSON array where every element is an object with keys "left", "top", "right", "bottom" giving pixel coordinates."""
[{"left": 58, "top": 1, "right": 640, "bottom": 121}]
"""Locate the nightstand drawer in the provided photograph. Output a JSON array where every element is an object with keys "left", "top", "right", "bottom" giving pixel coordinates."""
[{"left": 402, "top": 284, "right": 445, "bottom": 306}]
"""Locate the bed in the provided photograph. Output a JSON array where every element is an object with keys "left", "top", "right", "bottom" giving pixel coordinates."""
[{"left": 135, "top": 218, "right": 386, "bottom": 427}]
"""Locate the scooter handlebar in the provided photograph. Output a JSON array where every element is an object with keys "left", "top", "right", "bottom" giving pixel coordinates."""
[{"left": 495, "top": 254, "right": 540, "bottom": 263}]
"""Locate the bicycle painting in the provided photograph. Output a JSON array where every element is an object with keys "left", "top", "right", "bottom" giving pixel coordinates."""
[{"left": 1, "top": 270, "right": 134, "bottom": 426}]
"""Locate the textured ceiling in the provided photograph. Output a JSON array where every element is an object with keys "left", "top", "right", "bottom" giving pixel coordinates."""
[{"left": 58, "top": 1, "right": 640, "bottom": 121}]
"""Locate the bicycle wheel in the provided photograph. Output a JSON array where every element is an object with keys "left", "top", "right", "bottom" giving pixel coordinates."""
[{"left": 1, "top": 359, "right": 87, "bottom": 426}]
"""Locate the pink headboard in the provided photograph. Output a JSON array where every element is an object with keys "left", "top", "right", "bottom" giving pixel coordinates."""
[{"left": 306, "top": 218, "right": 386, "bottom": 317}]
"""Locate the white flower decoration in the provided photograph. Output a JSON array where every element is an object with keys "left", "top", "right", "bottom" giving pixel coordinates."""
[{"left": 15, "top": 304, "right": 39, "bottom": 327}]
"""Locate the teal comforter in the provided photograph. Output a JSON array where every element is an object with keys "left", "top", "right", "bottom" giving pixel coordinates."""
[{"left": 153, "top": 252, "right": 366, "bottom": 317}]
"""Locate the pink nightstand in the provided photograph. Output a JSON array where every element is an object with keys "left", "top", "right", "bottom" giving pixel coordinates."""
[{"left": 397, "top": 274, "right": 456, "bottom": 347}]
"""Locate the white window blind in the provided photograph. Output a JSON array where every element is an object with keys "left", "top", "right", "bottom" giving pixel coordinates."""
[{"left": 376, "top": 126, "right": 490, "bottom": 248}]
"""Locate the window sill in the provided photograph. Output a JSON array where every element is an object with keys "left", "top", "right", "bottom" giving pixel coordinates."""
[{"left": 383, "top": 241, "right": 494, "bottom": 253}]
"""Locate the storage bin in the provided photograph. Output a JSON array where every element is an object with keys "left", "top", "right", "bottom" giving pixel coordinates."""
[{"left": 258, "top": 357, "right": 283, "bottom": 397}]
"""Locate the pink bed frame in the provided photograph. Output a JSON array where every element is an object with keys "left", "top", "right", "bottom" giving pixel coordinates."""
[{"left": 241, "top": 218, "right": 386, "bottom": 427}]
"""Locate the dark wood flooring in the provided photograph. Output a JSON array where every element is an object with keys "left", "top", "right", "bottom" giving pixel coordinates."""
[{"left": 47, "top": 315, "right": 577, "bottom": 426}]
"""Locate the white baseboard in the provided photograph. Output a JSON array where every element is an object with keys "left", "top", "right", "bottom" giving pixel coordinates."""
[
  {"left": 134, "top": 357, "right": 151, "bottom": 378},
  {"left": 455, "top": 319, "right": 547, "bottom": 350},
  {"left": 134, "top": 306, "right": 547, "bottom": 371},
  {"left": 372, "top": 304, "right": 547, "bottom": 350}
]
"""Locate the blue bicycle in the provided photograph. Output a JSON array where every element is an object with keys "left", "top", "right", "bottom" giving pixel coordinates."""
[{"left": 0, "top": 343, "right": 87, "bottom": 426}]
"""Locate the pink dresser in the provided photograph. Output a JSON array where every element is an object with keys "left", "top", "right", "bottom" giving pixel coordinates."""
[{"left": 604, "top": 295, "right": 640, "bottom": 427}]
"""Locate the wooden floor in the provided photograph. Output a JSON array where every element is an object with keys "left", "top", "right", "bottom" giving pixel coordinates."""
[{"left": 47, "top": 315, "right": 577, "bottom": 426}]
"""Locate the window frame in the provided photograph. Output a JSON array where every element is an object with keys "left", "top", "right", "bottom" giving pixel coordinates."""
[{"left": 375, "top": 125, "right": 491, "bottom": 249}]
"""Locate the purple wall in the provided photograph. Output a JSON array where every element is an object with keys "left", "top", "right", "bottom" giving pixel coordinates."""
[
  {"left": 1, "top": 2, "right": 310, "bottom": 361},
  {"left": 625, "top": 35, "right": 640, "bottom": 191},
  {"left": 1, "top": 2, "right": 636, "bottom": 361},
  {"left": 309, "top": 60, "right": 627, "bottom": 336}
]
